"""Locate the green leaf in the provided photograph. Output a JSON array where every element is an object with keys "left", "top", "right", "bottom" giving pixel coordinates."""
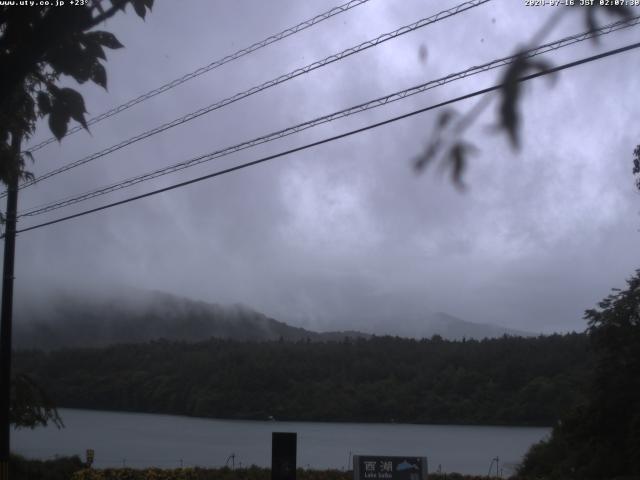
[
  {"left": 414, "top": 108, "right": 463, "bottom": 172},
  {"left": 58, "top": 88, "right": 88, "bottom": 130},
  {"left": 48, "top": 87, "right": 88, "bottom": 135},
  {"left": 81, "top": 33, "right": 107, "bottom": 60},
  {"left": 446, "top": 141, "right": 477, "bottom": 189},
  {"left": 36, "top": 91, "right": 51, "bottom": 115},
  {"left": 19, "top": 170, "right": 35, "bottom": 183},
  {"left": 131, "top": 0, "right": 147, "bottom": 19},
  {"left": 22, "top": 151, "right": 34, "bottom": 163},
  {"left": 499, "top": 53, "right": 553, "bottom": 150},
  {"left": 48, "top": 110, "right": 69, "bottom": 141},
  {"left": 92, "top": 31, "right": 124, "bottom": 49},
  {"left": 45, "top": 44, "right": 96, "bottom": 83},
  {"left": 91, "top": 63, "right": 107, "bottom": 89}
]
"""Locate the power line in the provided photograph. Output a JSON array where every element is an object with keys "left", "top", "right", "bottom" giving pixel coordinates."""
[
  {"left": 12, "top": 40, "right": 640, "bottom": 237},
  {"left": 23, "top": 0, "right": 374, "bottom": 154},
  {"left": 18, "top": 16, "right": 640, "bottom": 218},
  {"left": 8, "top": 0, "right": 491, "bottom": 197}
]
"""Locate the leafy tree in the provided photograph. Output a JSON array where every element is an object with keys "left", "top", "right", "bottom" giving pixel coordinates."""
[
  {"left": 0, "top": 0, "right": 154, "bottom": 183},
  {"left": 518, "top": 269, "right": 640, "bottom": 479},
  {"left": 0, "top": 0, "right": 154, "bottom": 431},
  {"left": 10, "top": 374, "right": 62, "bottom": 430}
]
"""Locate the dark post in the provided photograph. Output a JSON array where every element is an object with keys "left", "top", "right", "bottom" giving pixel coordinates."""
[
  {"left": 0, "top": 132, "right": 21, "bottom": 480},
  {"left": 271, "top": 432, "right": 297, "bottom": 480}
]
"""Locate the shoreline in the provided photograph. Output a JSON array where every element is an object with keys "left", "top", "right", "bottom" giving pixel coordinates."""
[{"left": 53, "top": 407, "right": 555, "bottom": 429}]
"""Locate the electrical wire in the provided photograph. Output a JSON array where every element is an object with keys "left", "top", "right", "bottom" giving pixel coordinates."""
[
  {"left": 7, "top": 0, "right": 491, "bottom": 197},
  {"left": 11, "top": 40, "right": 640, "bottom": 237},
  {"left": 23, "top": 0, "right": 374, "bottom": 153},
  {"left": 18, "top": 15, "right": 640, "bottom": 218}
]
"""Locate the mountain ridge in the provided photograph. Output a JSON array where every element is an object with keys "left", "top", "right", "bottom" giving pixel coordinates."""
[{"left": 14, "top": 288, "right": 533, "bottom": 350}]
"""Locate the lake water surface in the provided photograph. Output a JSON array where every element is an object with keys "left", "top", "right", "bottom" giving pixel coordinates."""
[{"left": 14, "top": 409, "right": 550, "bottom": 476}]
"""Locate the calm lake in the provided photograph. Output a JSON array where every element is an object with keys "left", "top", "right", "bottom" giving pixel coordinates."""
[{"left": 14, "top": 409, "right": 550, "bottom": 476}]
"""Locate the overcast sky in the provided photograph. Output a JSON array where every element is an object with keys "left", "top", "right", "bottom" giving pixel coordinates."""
[{"left": 7, "top": 0, "right": 640, "bottom": 335}]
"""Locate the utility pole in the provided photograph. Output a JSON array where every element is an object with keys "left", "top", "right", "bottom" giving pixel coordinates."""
[{"left": 0, "top": 132, "right": 22, "bottom": 480}]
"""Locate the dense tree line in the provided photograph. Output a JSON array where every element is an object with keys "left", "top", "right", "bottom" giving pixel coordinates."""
[{"left": 15, "top": 333, "right": 590, "bottom": 426}]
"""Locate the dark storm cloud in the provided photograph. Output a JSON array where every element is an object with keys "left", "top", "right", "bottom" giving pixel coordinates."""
[{"left": 7, "top": 0, "right": 640, "bottom": 336}]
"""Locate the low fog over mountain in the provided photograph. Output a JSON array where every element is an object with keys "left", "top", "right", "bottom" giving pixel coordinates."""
[{"left": 13, "top": 287, "right": 532, "bottom": 350}]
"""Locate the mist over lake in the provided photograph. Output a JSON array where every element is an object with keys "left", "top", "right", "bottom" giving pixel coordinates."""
[{"left": 14, "top": 409, "right": 549, "bottom": 476}]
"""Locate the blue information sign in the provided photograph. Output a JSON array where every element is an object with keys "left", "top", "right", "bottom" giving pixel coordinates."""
[{"left": 353, "top": 456, "right": 428, "bottom": 480}]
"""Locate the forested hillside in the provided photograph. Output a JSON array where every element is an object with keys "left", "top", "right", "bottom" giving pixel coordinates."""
[
  {"left": 15, "top": 333, "right": 590, "bottom": 426},
  {"left": 14, "top": 289, "right": 370, "bottom": 349},
  {"left": 14, "top": 289, "right": 530, "bottom": 350}
]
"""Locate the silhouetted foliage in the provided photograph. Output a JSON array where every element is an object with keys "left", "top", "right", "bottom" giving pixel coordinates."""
[
  {"left": 517, "top": 269, "right": 640, "bottom": 480},
  {"left": 0, "top": 0, "right": 153, "bottom": 184},
  {"left": 11, "top": 454, "right": 84, "bottom": 480},
  {"left": 0, "top": 0, "right": 154, "bottom": 434},
  {"left": 15, "top": 333, "right": 590, "bottom": 427},
  {"left": 10, "top": 373, "right": 62, "bottom": 430},
  {"left": 415, "top": 6, "right": 635, "bottom": 187}
]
